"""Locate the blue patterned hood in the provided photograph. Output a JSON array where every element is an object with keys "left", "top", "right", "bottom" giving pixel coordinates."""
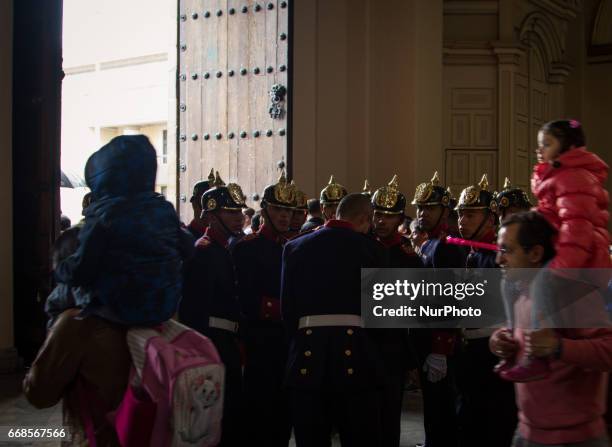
[
  {"left": 53, "top": 135, "right": 195, "bottom": 326},
  {"left": 85, "top": 135, "right": 157, "bottom": 201}
]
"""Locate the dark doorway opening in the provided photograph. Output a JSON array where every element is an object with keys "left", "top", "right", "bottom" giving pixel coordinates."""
[{"left": 12, "top": 0, "right": 63, "bottom": 363}]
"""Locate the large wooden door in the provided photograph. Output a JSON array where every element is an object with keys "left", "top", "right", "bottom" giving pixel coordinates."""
[
  {"left": 442, "top": 65, "right": 499, "bottom": 193},
  {"left": 177, "top": 0, "right": 290, "bottom": 217}
]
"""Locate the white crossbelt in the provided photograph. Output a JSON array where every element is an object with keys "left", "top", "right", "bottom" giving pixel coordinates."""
[
  {"left": 298, "top": 314, "right": 363, "bottom": 329},
  {"left": 209, "top": 316, "right": 239, "bottom": 333},
  {"left": 463, "top": 327, "right": 498, "bottom": 339}
]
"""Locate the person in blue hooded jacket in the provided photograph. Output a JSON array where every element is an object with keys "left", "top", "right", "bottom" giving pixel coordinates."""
[{"left": 51, "top": 135, "right": 194, "bottom": 326}]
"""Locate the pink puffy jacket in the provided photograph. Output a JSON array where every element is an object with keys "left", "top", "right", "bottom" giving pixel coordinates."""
[{"left": 531, "top": 147, "right": 611, "bottom": 269}]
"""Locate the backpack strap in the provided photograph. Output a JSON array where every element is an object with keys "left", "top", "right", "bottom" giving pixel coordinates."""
[{"left": 126, "top": 320, "right": 187, "bottom": 378}]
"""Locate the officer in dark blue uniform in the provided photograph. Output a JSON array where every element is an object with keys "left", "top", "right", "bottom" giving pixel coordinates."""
[
  {"left": 494, "top": 177, "right": 532, "bottom": 223},
  {"left": 454, "top": 174, "right": 517, "bottom": 447},
  {"left": 370, "top": 175, "right": 421, "bottom": 446},
  {"left": 411, "top": 172, "right": 468, "bottom": 447},
  {"left": 179, "top": 172, "right": 245, "bottom": 447},
  {"left": 186, "top": 168, "right": 215, "bottom": 240},
  {"left": 281, "top": 193, "right": 388, "bottom": 446},
  {"left": 231, "top": 171, "right": 296, "bottom": 446}
]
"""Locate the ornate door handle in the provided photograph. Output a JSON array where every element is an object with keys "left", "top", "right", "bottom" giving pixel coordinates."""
[{"left": 269, "top": 84, "right": 287, "bottom": 120}]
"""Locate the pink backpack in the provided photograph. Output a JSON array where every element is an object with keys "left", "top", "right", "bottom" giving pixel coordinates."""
[{"left": 112, "top": 319, "right": 225, "bottom": 447}]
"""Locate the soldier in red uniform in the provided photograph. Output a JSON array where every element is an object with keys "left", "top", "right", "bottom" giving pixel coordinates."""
[
  {"left": 370, "top": 175, "right": 421, "bottom": 446},
  {"left": 320, "top": 175, "right": 348, "bottom": 222},
  {"left": 411, "top": 172, "right": 468, "bottom": 447},
  {"left": 454, "top": 174, "right": 517, "bottom": 447},
  {"left": 494, "top": 177, "right": 532, "bottom": 223},
  {"left": 179, "top": 172, "right": 246, "bottom": 447},
  {"left": 232, "top": 171, "right": 296, "bottom": 446},
  {"left": 372, "top": 175, "right": 422, "bottom": 269},
  {"left": 288, "top": 184, "right": 308, "bottom": 238},
  {"left": 186, "top": 168, "right": 215, "bottom": 240}
]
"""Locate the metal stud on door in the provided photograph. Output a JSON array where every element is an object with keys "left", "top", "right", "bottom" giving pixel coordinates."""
[{"left": 177, "top": 0, "right": 290, "bottom": 218}]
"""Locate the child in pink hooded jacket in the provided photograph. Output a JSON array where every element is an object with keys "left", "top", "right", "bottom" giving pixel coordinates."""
[
  {"left": 532, "top": 119, "right": 610, "bottom": 269},
  {"left": 499, "top": 119, "right": 611, "bottom": 383}
]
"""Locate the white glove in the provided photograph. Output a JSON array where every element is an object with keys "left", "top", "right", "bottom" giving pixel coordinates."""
[{"left": 423, "top": 353, "right": 447, "bottom": 383}]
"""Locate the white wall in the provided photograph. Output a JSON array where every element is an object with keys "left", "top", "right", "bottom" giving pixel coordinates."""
[
  {"left": 63, "top": 0, "right": 170, "bottom": 67},
  {"left": 61, "top": 0, "right": 175, "bottom": 206}
]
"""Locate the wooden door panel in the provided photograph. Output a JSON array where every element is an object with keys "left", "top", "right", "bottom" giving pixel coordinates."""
[
  {"left": 185, "top": 23, "right": 203, "bottom": 201},
  {"left": 471, "top": 151, "right": 497, "bottom": 189},
  {"left": 234, "top": 0, "right": 256, "bottom": 200},
  {"left": 445, "top": 149, "right": 497, "bottom": 195},
  {"left": 178, "top": 2, "right": 202, "bottom": 206},
  {"left": 216, "top": 0, "right": 230, "bottom": 178},
  {"left": 227, "top": 0, "right": 241, "bottom": 182},
  {"left": 179, "top": 0, "right": 288, "bottom": 216},
  {"left": 276, "top": 0, "right": 290, "bottom": 171},
  {"left": 249, "top": 0, "right": 267, "bottom": 200},
  {"left": 445, "top": 150, "right": 471, "bottom": 195},
  {"left": 264, "top": 0, "right": 279, "bottom": 192}
]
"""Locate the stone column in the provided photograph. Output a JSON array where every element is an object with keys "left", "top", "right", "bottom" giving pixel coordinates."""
[{"left": 494, "top": 47, "right": 523, "bottom": 185}]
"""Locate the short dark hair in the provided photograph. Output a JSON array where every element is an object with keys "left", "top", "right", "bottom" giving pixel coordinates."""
[
  {"left": 501, "top": 211, "right": 557, "bottom": 263},
  {"left": 307, "top": 198, "right": 321, "bottom": 214},
  {"left": 540, "top": 119, "right": 586, "bottom": 154},
  {"left": 243, "top": 207, "right": 255, "bottom": 218},
  {"left": 337, "top": 193, "right": 372, "bottom": 220}
]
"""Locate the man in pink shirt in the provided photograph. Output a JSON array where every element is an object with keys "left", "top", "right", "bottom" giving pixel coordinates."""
[{"left": 490, "top": 211, "right": 612, "bottom": 446}]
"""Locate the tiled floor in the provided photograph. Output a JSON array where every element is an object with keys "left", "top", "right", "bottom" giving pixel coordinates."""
[
  {"left": 0, "top": 373, "right": 424, "bottom": 446},
  {"left": 0, "top": 374, "right": 62, "bottom": 446}
]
